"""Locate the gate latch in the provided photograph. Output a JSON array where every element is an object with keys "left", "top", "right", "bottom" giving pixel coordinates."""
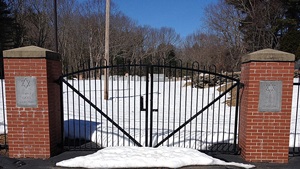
[{"left": 140, "top": 96, "right": 146, "bottom": 111}]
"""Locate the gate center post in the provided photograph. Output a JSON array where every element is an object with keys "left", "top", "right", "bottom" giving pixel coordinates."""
[
  {"left": 144, "top": 64, "right": 149, "bottom": 147},
  {"left": 149, "top": 65, "right": 155, "bottom": 147}
]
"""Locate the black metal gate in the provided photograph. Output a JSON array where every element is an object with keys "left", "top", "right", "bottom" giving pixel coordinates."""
[
  {"left": 60, "top": 60, "right": 240, "bottom": 154},
  {"left": 0, "top": 57, "right": 8, "bottom": 153},
  {"left": 290, "top": 70, "right": 300, "bottom": 156}
]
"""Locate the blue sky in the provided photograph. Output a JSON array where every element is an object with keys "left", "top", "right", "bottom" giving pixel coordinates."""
[{"left": 113, "top": 0, "right": 219, "bottom": 38}]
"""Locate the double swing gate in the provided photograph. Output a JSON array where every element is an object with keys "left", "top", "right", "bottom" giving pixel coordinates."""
[{"left": 60, "top": 60, "right": 241, "bottom": 154}]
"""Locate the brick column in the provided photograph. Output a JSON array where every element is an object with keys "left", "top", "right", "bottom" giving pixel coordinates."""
[
  {"left": 3, "top": 46, "right": 62, "bottom": 159},
  {"left": 239, "top": 49, "right": 295, "bottom": 163}
]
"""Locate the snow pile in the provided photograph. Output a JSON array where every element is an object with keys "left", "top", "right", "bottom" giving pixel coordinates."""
[{"left": 56, "top": 146, "right": 255, "bottom": 169}]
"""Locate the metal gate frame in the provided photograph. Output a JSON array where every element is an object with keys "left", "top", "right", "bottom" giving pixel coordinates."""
[{"left": 60, "top": 60, "right": 241, "bottom": 154}]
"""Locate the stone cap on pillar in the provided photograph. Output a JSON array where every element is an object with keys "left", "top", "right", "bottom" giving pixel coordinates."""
[
  {"left": 242, "top": 48, "right": 295, "bottom": 63},
  {"left": 3, "top": 45, "right": 61, "bottom": 61}
]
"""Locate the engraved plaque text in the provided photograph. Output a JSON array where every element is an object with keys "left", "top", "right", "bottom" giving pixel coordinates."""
[
  {"left": 259, "top": 81, "right": 282, "bottom": 112},
  {"left": 15, "top": 76, "right": 37, "bottom": 107}
]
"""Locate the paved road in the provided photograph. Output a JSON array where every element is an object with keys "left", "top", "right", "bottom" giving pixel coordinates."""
[{"left": 1, "top": 151, "right": 300, "bottom": 169}]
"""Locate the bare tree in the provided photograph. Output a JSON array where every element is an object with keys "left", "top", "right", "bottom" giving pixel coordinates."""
[
  {"left": 57, "top": 0, "right": 83, "bottom": 69},
  {"left": 204, "top": 0, "right": 246, "bottom": 70},
  {"left": 26, "top": 0, "right": 53, "bottom": 47},
  {"left": 5, "top": 0, "right": 181, "bottom": 72},
  {"left": 183, "top": 32, "right": 227, "bottom": 70},
  {"left": 226, "top": 0, "right": 284, "bottom": 51},
  {"left": 155, "top": 27, "right": 180, "bottom": 61},
  {"left": 109, "top": 12, "right": 139, "bottom": 61},
  {"left": 130, "top": 26, "right": 180, "bottom": 63},
  {"left": 79, "top": 0, "right": 105, "bottom": 66}
]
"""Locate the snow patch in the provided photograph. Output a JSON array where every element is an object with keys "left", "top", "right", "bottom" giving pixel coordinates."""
[{"left": 56, "top": 146, "right": 255, "bottom": 169}]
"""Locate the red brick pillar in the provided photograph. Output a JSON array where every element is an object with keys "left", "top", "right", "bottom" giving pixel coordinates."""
[
  {"left": 3, "top": 46, "right": 62, "bottom": 158},
  {"left": 239, "top": 49, "right": 295, "bottom": 163}
]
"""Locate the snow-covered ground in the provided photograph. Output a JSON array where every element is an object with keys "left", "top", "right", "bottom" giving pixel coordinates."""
[{"left": 56, "top": 146, "right": 255, "bottom": 169}]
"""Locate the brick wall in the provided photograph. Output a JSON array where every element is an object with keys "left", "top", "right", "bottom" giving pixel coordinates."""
[
  {"left": 4, "top": 58, "right": 51, "bottom": 158},
  {"left": 3, "top": 46, "right": 62, "bottom": 159},
  {"left": 240, "top": 49, "right": 294, "bottom": 163}
]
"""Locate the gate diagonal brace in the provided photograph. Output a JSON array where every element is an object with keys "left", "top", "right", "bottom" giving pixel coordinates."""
[
  {"left": 61, "top": 78, "right": 143, "bottom": 147},
  {"left": 154, "top": 83, "right": 239, "bottom": 148}
]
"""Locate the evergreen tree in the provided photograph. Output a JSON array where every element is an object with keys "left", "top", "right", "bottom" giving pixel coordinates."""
[
  {"left": 226, "top": 0, "right": 300, "bottom": 60},
  {"left": 278, "top": 0, "right": 300, "bottom": 59},
  {"left": 280, "top": 0, "right": 300, "bottom": 31},
  {"left": 0, "top": 0, "right": 14, "bottom": 50},
  {"left": 0, "top": 0, "right": 15, "bottom": 78}
]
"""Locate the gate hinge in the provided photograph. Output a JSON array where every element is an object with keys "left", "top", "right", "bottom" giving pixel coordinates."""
[
  {"left": 239, "top": 83, "right": 245, "bottom": 89},
  {"left": 54, "top": 77, "right": 62, "bottom": 85}
]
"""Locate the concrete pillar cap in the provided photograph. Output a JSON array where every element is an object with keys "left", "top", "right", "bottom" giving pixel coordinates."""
[
  {"left": 3, "top": 45, "right": 61, "bottom": 61},
  {"left": 242, "top": 48, "right": 295, "bottom": 63}
]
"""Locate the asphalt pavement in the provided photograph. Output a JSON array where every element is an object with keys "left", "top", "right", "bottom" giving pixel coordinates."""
[{"left": 1, "top": 151, "right": 300, "bottom": 169}]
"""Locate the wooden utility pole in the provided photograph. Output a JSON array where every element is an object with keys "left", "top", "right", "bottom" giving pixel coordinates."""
[{"left": 104, "top": 0, "right": 110, "bottom": 100}]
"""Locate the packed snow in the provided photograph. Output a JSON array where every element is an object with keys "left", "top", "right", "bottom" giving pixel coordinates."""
[{"left": 56, "top": 146, "right": 255, "bottom": 169}]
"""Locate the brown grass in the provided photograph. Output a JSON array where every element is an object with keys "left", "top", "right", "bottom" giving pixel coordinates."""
[
  {"left": 0, "top": 134, "right": 8, "bottom": 156},
  {"left": 183, "top": 82, "right": 193, "bottom": 87}
]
